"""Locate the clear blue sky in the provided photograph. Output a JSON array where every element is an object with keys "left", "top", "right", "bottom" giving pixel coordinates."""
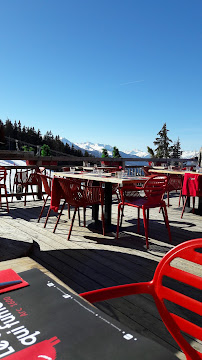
[{"left": 0, "top": 0, "right": 201, "bottom": 152}]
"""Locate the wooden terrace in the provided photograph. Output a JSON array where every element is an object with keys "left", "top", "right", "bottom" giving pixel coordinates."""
[{"left": 1, "top": 188, "right": 201, "bottom": 360}]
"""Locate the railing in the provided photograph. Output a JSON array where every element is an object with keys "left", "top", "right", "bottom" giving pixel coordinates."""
[
  {"left": 1, "top": 166, "right": 54, "bottom": 202},
  {"left": 0, "top": 153, "right": 198, "bottom": 203}
]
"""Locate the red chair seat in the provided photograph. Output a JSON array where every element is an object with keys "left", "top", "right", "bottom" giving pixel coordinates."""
[{"left": 124, "top": 197, "right": 164, "bottom": 208}]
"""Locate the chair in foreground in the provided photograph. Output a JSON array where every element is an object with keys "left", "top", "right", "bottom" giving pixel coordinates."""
[
  {"left": 117, "top": 175, "right": 172, "bottom": 249},
  {"left": 51, "top": 177, "right": 105, "bottom": 240},
  {"left": 0, "top": 166, "right": 9, "bottom": 212},
  {"left": 80, "top": 238, "right": 202, "bottom": 360}
]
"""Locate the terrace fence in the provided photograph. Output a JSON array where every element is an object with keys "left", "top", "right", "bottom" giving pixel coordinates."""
[{"left": 0, "top": 151, "right": 198, "bottom": 203}]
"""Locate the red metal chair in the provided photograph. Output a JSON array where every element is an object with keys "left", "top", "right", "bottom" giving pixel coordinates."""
[
  {"left": 117, "top": 175, "right": 172, "bottom": 249},
  {"left": 181, "top": 173, "right": 202, "bottom": 218},
  {"left": 80, "top": 238, "right": 202, "bottom": 360},
  {"left": 0, "top": 166, "right": 9, "bottom": 212},
  {"left": 50, "top": 177, "right": 105, "bottom": 240},
  {"left": 166, "top": 174, "right": 183, "bottom": 207},
  {"left": 37, "top": 173, "right": 53, "bottom": 223}
]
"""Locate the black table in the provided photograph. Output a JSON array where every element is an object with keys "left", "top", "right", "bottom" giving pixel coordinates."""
[{"left": 0, "top": 259, "right": 178, "bottom": 359}]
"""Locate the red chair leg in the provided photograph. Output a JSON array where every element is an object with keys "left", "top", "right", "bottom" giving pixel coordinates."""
[
  {"left": 53, "top": 200, "right": 66, "bottom": 233},
  {"left": 4, "top": 188, "right": 9, "bottom": 212},
  {"left": 116, "top": 203, "right": 122, "bottom": 238},
  {"left": 38, "top": 195, "right": 49, "bottom": 222},
  {"left": 137, "top": 208, "right": 140, "bottom": 233},
  {"left": 142, "top": 208, "right": 149, "bottom": 249},
  {"left": 67, "top": 207, "right": 77, "bottom": 240},
  {"left": 181, "top": 196, "right": 187, "bottom": 218},
  {"left": 44, "top": 206, "right": 51, "bottom": 228}
]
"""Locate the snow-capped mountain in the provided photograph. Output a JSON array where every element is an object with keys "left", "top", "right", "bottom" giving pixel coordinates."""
[
  {"left": 61, "top": 138, "right": 198, "bottom": 159},
  {"left": 61, "top": 138, "right": 149, "bottom": 158}
]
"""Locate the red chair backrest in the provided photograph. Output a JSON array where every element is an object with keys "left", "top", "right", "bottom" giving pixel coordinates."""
[
  {"left": 143, "top": 175, "right": 168, "bottom": 203},
  {"left": 56, "top": 178, "right": 104, "bottom": 207},
  {"left": 167, "top": 174, "right": 183, "bottom": 192},
  {"left": 38, "top": 174, "right": 52, "bottom": 196},
  {"left": 152, "top": 239, "right": 202, "bottom": 360}
]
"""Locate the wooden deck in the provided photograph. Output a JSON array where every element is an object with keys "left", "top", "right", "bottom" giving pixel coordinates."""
[{"left": 0, "top": 192, "right": 201, "bottom": 359}]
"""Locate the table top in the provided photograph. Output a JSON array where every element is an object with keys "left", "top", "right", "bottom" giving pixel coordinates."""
[
  {"left": 148, "top": 168, "right": 199, "bottom": 175},
  {"left": 54, "top": 171, "right": 148, "bottom": 185},
  {"left": 83, "top": 166, "right": 119, "bottom": 171},
  {"left": 0, "top": 257, "right": 178, "bottom": 359}
]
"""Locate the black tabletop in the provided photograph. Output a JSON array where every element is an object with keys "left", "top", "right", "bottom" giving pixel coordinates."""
[{"left": 0, "top": 268, "right": 178, "bottom": 359}]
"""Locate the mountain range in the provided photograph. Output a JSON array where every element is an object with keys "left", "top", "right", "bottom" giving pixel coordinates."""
[{"left": 61, "top": 138, "right": 199, "bottom": 159}]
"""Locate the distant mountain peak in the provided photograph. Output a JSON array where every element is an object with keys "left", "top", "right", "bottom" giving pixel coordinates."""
[{"left": 60, "top": 137, "right": 198, "bottom": 159}]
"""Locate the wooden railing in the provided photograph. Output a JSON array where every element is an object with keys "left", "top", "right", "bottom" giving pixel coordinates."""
[{"left": 0, "top": 153, "right": 198, "bottom": 203}]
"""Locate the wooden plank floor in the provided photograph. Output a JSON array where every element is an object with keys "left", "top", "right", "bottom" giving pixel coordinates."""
[{"left": 0, "top": 192, "right": 201, "bottom": 359}]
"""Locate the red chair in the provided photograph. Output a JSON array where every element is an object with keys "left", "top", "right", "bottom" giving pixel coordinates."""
[
  {"left": 80, "top": 238, "right": 202, "bottom": 360},
  {"left": 37, "top": 173, "right": 53, "bottom": 223},
  {"left": 166, "top": 174, "right": 183, "bottom": 207},
  {"left": 0, "top": 166, "right": 9, "bottom": 212},
  {"left": 181, "top": 173, "right": 202, "bottom": 218},
  {"left": 50, "top": 177, "right": 105, "bottom": 240},
  {"left": 117, "top": 175, "right": 172, "bottom": 249}
]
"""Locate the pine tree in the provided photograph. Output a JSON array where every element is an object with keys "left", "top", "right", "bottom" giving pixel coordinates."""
[
  {"left": 112, "top": 146, "right": 121, "bottom": 158},
  {"left": 153, "top": 123, "right": 172, "bottom": 158},
  {"left": 147, "top": 146, "right": 155, "bottom": 157},
  {"left": 101, "top": 148, "right": 109, "bottom": 158},
  {"left": 171, "top": 138, "right": 182, "bottom": 159}
]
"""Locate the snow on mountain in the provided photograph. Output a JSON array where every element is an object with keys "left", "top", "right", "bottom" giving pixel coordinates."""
[
  {"left": 181, "top": 150, "right": 199, "bottom": 159},
  {"left": 61, "top": 139, "right": 148, "bottom": 158},
  {"left": 0, "top": 160, "right": 26, "bottom": 166},
  {"left": 61, "top": 137, "right": 199, "bottom": 159}
]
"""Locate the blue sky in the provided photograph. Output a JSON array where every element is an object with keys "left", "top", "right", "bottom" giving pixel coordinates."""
[{"left": 0, "top": 0, "right": 201, "bottom": 152}]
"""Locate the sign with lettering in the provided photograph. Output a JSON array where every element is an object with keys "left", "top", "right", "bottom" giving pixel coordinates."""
[{"left": 0, "top": 269, "right": 177, "bottom": 359}]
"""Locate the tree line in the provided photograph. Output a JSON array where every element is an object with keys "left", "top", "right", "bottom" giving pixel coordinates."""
[{"left": 0, "top": 118, "right": 91, "bottom": 157}]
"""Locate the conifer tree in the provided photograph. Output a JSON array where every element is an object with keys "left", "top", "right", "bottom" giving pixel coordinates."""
[
  {"left": 153, "top": 123, "right": 172, "bottom": 158},
  {"left": 101, "top": 148, "right": 109, "bottom": 158},
  {"left": 171, "top": 137, "right": 182, "bottom": 159},
  {"left": 112, "top": 146, "right": 121, "bottom": 158}
]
